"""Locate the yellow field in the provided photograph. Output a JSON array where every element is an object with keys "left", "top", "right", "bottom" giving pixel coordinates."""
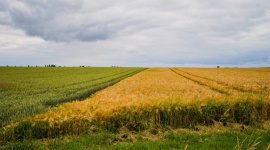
[
  {"left": 175, "top": 68, "right": 270, "bottom": 94},
  {"left": 1, "top": 68, "right": 270, "bottom": 140}
]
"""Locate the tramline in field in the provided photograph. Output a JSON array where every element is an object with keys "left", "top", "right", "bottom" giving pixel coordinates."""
[{"left": 175, "top": 68, "right": 270, "bottom": 93}]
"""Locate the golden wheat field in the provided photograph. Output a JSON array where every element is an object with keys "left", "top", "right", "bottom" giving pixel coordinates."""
[{"left": 1, "top": 68, "right": 270, "bottom": 140}]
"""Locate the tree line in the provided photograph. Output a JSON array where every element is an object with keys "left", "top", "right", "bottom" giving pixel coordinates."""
[{"left": 45, "top": 64, "right": 56, "bottom": 67}]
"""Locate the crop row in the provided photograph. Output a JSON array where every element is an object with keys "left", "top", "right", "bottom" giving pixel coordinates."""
[
  {"left": 1, "top": 68, "right": 269, "bottom": 141},
  {"left": 0, "top": 67, "right": 145, "bottom": 127}
]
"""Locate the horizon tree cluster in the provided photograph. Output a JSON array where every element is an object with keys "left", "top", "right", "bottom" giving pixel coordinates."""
[{"left": 45, "top": 64, "right": 56, "bottom": 67}]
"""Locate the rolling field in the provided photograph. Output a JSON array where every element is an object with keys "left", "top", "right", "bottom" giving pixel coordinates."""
[
  {"left": 1, "top": 67, "right": 270, "bottom": 149},
  {"left": 0, "top": 67, "right": 145, "bottom": 127}
]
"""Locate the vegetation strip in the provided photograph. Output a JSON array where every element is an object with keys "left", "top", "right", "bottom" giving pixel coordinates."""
[{"left": 1, "top": 126, "right": 270, "bottom": 149}]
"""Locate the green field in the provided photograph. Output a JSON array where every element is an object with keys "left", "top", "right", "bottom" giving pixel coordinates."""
[{"left": 0, "top": 67, "right": 145, "bottom": 127}]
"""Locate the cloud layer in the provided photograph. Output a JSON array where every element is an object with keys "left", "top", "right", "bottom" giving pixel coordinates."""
[{"left": 0, "top": 0, "right": 269, "bottom": 66}]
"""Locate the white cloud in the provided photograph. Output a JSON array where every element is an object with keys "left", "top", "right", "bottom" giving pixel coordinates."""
[
  {"left": 0, "top": 25, "right": 45, "bottom": 52},
  {"left": 0, "top": 0, "right": 269, "bottom": 67}
]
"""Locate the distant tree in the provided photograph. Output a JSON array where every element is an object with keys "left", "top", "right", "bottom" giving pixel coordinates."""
[
  {"left": 217, "top": 66, "right": 220, "bottom": 68},
  {"left": 28, "top": 65, "right": 30, "bottom": 67},
  {"left": 48, "top": 64, "right": 56, "bottom": 67}
]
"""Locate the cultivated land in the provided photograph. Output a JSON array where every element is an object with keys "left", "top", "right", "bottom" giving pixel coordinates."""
[
  {"left": 0, "top": 67, "right": 145, "bottom": 127},
  {"left": 0, "top": 67, "right": 270, "bottom": 149}
]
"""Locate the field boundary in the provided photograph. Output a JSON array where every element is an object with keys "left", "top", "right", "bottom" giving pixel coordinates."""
[
  {"left": 44, "top": 69, "right": 146, "bottom": 107},
  {"left": 0, "top": 68, "right": 146, "bottom": 127}
]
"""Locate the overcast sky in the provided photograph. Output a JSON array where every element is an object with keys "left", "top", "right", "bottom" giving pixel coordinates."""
[{"left": 0, "top": 0, "right": 269, "bottom": 67}]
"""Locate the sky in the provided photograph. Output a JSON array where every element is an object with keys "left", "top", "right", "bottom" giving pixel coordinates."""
[{"left": 0, "top": 0, "right": 269, "bottom": 67}]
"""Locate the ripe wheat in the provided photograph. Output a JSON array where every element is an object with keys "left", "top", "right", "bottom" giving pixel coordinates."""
[{"left": 1, "top": 68, "right": 269, "bottom": 140}]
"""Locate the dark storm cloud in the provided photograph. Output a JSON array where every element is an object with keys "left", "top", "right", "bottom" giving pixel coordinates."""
[{"left": 1, "top": 0, "right": 117, "bottom": 41}]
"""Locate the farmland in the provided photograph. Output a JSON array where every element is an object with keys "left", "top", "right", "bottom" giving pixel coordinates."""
[
  {"left": 0, "top": 67, "right": 145, "bottom": 127},
  {"left": 1, "top": 67, "right": 270, "bottom": 149}
]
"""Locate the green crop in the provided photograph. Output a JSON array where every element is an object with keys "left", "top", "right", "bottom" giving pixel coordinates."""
[{"left": 0, "top": 67, "right": 145, "bottom": 127}]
